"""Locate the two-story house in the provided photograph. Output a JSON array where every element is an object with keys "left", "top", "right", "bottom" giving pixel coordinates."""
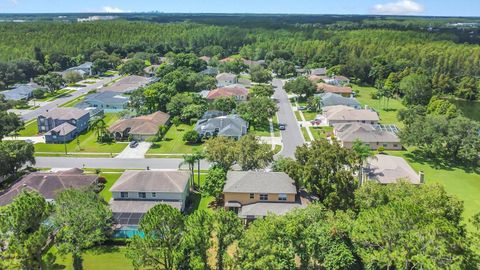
[
  {"left": 37, "top": 108, "right": 90, "bottom": 144},
  {"left": 195, "top": 114, "right": 248, "bottom": 140},
  {"left": 206, "top": 85, "right": 248, "bottom": 102},
  {"left": 109, "top": 170, "right": 190, "bottom": 227},
  {"left": 223, "top": 171, "right": 305, "bottom": 222}
]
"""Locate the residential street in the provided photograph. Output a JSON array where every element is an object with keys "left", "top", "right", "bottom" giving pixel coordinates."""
[
  {"left": 20, "top": 75, "right": 120, "bottom": 122},
  {"left": 272, "top": 78, "right": 305, "bottom": 158},
  {"left": 34, "top": 157, "right": 211, "bottom": 170}
]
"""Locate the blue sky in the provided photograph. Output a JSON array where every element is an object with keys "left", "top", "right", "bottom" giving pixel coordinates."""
[{"left": 0, "top": 0, "right": 479, "bottom": 17}]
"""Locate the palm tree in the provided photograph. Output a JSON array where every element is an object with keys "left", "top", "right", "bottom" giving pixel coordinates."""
[
  {"left": 179, "top": 154, "right": 196, "bottom": 189},
  {"left": 89, "top": 118, "right": 108, "bottom": 142},
  {"left": 192, "top": 150, "right": 205, "bottom": 190},
  {"left": 352, "top": 139, "right": 374, "bottom": 186}
]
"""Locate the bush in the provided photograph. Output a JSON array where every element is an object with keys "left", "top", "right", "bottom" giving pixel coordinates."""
[
  {"left": 370, "top": 91, "right": 380, "bottom": 100},
  {"left": 97, "top": 176, "right": 107, "bottom": 184},
  {"left": 190, "top": 118, "right": 198, "bottom": 126},
  {"left": 183, "top": 130, "right": 200, "bottom": 144},
  {"left": 32, "top": 88, "right": 46, "bottom": 99}
]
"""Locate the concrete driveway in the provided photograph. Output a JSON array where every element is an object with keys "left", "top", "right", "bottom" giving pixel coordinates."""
[
  {"left": 115, "top": 142, "right": 152, "bottom": 159},
  {"left": 3, "top": 136, "right": 45, "bottom": 144}
]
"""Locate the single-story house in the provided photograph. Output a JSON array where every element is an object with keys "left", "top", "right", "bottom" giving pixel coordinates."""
[
  {"left": 317, "top": 83, "right": 353, "bottom": 97},
  {"left": 315, "top": 92, "right": 361, "bottom": 109},
  {"left": 75, "top": 91, "right": 129, "bottom": 113},
  {"left": 38, "top": 108, "right": 90, "bottom": 144},
  {"left": 206, "top": 85, "right": 248, "bottom": 101},
  {"left": 1, "top": 83, "right": 43, "bottom": 101},
  {"left": 101, "top": 75, "right": 152, "bottom": 94},
  {"left": 216, "top": 72, "right": 237, "bottom": 87},
  {"left": 223, "top": 171, "right": 305, "bottom": 221},
  {"left": 195, "top": 114, "right": 248, "bottom": 140},
  {"left": 108, "top": 111, "right": 170, "bottom": 141},
  {"left": 64, "top": 62, "right": 93, "bottom": 77},
  {"left": 310, "top": 67, "right": 327, "bottom": 76},
  {"left": 0, "top": 168, "right": 98, "bottom": 206},
  {"left": 365, "top": 154, "right": 423, "bottom": 184},
  {"left": 323, "top": 105, "right": 379, "bottom": 126},
  {"left": 333, "top": 122, "right": 401, "bottom": 150},
  {"left": 324, "top": 75, "right": 350, "bottom": 86},
  {"left": 109, "top": 170, "right": 190, "bottom": 226},
  {"left": 238, "top": 78, "right": 252, "bottom": 88}
]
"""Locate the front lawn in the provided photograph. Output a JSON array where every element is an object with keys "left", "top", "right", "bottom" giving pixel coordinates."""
[
  {"left": 311, "top": 126, "right": 333, "bottom": 140},
  {"left": 302, "top": 111, "right": 318, "bottom": 121},
  {"left": 60, "top": 93, "right": 88, "bottom": 107},
  {"left": 301, "top": 127, "right": 310, "bottom": 141},
  {"left": 17, "top": 120, "right": 38, "bottom": 136},
  {"left": 147, "top": 124, "right": 203, "bottom": 155},
  {"left": 99, "top": 172, "right": 123, "bottom": 202},
  {"left": 250, "top": 117, "right": 280, "bottom": 137},
  {"left": 34, "top": 114, "right": 127, "bottom": 155},
  {"left": 353, "top": 84, "right": 406, "bottom": 128},
  {"left": 35, "top": 89, "right": 76, "bottom": 102}
]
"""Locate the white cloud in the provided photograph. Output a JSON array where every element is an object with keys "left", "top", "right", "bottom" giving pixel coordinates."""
[
  {"left": 372, "top": 0, "right": 425, "bottom": 15},
  {"left": 102, "top": 6, "right": 130, "bottom": 13},
  {"left": 10, "top": 0, "right": 18, "bottom": 5}
]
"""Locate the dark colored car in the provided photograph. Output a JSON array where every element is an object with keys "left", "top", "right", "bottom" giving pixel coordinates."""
[
  {"left": 129, "top": 140, "right": 139, "bottom": 148},
  {"left": 279, "top": 123, "right": 286, "bottom": 130}
]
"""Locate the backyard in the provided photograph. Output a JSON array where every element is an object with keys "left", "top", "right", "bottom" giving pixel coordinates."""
[{"left": 146, "top": 124, "right": 204, "bottom": 157}]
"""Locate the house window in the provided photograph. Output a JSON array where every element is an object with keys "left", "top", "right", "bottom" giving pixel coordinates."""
[
  {"left": 152, "top": 192, "right": 156, "bottom": 198},
  {"left": 139, "top": 192, "right": 146, "bottom": 199},
  {"left": 393, "top": 144, "right": 398, "bottom": 147},
  {"left": 259, "top": 194, "right": 268, "bottom": 201},
  {"left": 120, "top": 192, "right": 128, "bottom": 198},
  {"left": 278, "top": 194, "right": 287, "bottom": 201},
  {"left": 249, "top": 193, "right": 254, "bottom": 199},
  {"left": 383, "top": 144, "right": 388, "bottom": 147},
  {"left": 52, "top": 135, "right": 57, "bottom": 139}
]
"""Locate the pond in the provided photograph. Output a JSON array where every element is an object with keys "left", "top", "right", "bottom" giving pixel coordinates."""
[{"left": 450, "top": 99, "right": 480, "bottom": 122}]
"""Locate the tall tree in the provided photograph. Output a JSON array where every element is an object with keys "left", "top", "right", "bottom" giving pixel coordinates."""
[
  {"left": 250, "top": 65, "right": 272, "bottom": 83},
  {"left": 202, "top": 167, "right": 227, "bottom": 204},
  {"left": 284, "top": 76, "right": 317, "bottom": 98},
  {"left": 0, "top": 111, "right": 23, "bottom": 139},
  {"left": 34, "top": 72, "right": 64, "bottom": 94},
  {"left": 399, "top": 73, "right": 432, "bottom": 106},
  {"left": 181, "top": 210, "right": 214, "bottom": 270},
  {"left": 351, "top": 139, "right": 374, "bottom": 185},
  {"left": 236, "top": 134, "right": 274, "bottom": 171},
  {"left": 213, "top": 210, "right": 243, "bottom": 270},
  {"left": 204, "top": 137, "right": 238, "bottom": 171},
  {"left": 237, "top": 96, "right": 277, "bottom": 126},
  {"left": 0, "top": 141, "right": 35, "bottom": 177}
]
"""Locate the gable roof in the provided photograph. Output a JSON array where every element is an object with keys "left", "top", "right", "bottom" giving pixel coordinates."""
[
  {"left": 317, "top": 83, "right": 353, "bottom": 94},
  {"left": 224, "top": 171, "right": 297, "bottom": 194},
  {"left": 334, "top": 123, "right": 400, "bottom": 143},
  {"left": 195, "top": 115, "right": 247, "bottom": 137},
  {"left": 367, "top": 155, "right": 421, "bottom": 184},
  {"left": 2, "top": 83, "right": 42, "bottom": 101},
  {"left": 0, "top": 168, "right": 97, "bottom": 206},
  {"left": 318, "top": 92, "right": 360, "bottom": 108},
  {"left": 101, "top": 75, "right": 151, "bottom": 93},
  {"left": 108, "top": 111, "right": 170, "bottom": 135},
  {"left": 67, "top": 62, "right": 93, "bottom": 71},
  {"left": 39, "top": 107, "right": 89, "bottom": 120},
  {"left": 324, "top": 105, "right": 379, "bottom": 122},
  {"left": 84, "top": 91, "right": 129, "bottom": 104},
  {"left": 110, "top": 170, "right": 190, "bottom": 193},
  {"left": 216, "top": 72, "right": 237, "bottom": 81},
  {"left": 45, "top": 122, "right": 77, "bottom": 136},
  {"left": 206, "top": 85, "right": 248, "bottom": 100}
]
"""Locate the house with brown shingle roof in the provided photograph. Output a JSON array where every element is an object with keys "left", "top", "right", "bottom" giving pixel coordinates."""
[
  {"left": 317, "top": 83, "right": 353, "bottom": 97},
  {"left": 333, "top": 122, "right": 401, "bottom": 150},
  {"left": 0, "top": 168, "right": 98, "bottom": 206},
  {"left": 108, "top": 111, "right": 170, "bottom": 141},
  {"left": 206, "top": 85, "right": 248, "bottom": 102},
  {"left": 324, "top": 105, "right": 379, "bottom": 126}
]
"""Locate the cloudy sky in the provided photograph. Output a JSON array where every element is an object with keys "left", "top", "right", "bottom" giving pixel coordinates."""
[{"left": 0, "top": 0, "right": 478, "bottom": 17}]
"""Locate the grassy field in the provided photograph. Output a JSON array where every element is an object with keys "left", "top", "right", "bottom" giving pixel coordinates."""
[
  {"left": 311, "top": 126, "right": 333, "bottom": 140},
  {"left": 34, "top": 114, "right": 128, "bottom": 155},
  {"left": 17, "top": 120, "right": 38, "bottom": 136},
  {"left": 353, "top": 84, "right": 406, "bottom": 128},
  {"left": 294, "top": 110, "right": 302, "bottom": 121},
  {"left": 302, "top": 111, "right": 317, "bottom": 121},
  {"left": 147, "top": 124, "right": 203, "bottom": 155}
]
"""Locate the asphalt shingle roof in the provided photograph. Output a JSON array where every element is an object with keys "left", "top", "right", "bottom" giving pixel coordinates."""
[
  {"left": 40, "top": 108, "right": 89, "bottom": 120},
  {"left": 108, "top": 111, "right": 170, "bottom": 135},
  {"left": 223, "top": 171, "right": 297, "bottom": 194},
  {"left": 367, "top": 154, "right": 421, "bottom": 184},
  {"left": 324, "top": 105, "right": 379, "bottom": 122},
  {"left": 334, "top": 123, "right": 400, "bottom": 143},
  {"left": 110, "top": 170, "right": 190, "bottom": 193}
]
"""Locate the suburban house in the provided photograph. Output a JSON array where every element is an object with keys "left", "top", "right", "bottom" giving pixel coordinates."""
[
  {"left": 315, "top": 92, "right": 361, "bottom": 109},
  {"left": 0, "top": 168, "right": 98, "bottom": 206},
  {"left": 200, "top": 66, "right": 219, "bottom": 76},
  {"left": 195, "top": 114, "right": 248, "bottom": 140},
  {"left": 317, "top": 83, "right": 353, "bottom": 97},
  {"left": 64, "top": 62, "right": 93, "bottom": 77},
  {"left": 216, "top": 72, "right": 237, "bottom": 87},
  {"left": 101, "top": 75, "right": 152, "bottom": 93},
  {"left": 323, "top": 105, "right": 380, "bottom": 125},
  {"left": 108, "top": 111, "right": 170, "bottom": 141},
  {"left": 201, "top": 110, "right": 227, "bottom": 120},
  {"left": 310, "top": 67, "right": 327, "bottom": 76},
  {"left": 364, "top": 154, "right": 423, "bottom": 185},
  {"left": 1, "top": 82, "right": 43, "bottom": 101},
  {"left": 223, "top": 171, "right": 305, "bottom": 221},
  {"left": 333, "top": 122, "right": 402, "bottom": 150},
  {"left": 206, "top": 85, "right": 248, "bottom": 101},
  {"left": 109, "top": 170, "right": 190, "bottom": 227},
  {"left": 308, "top": 74, "right": 329, "bottom": 83},
  {"left": 324, "top": 75, "right": 350, "bottom": 86},
  {"left": 38, "top": 108, "right": 90, "bottom": 144},
  {"left": 76, "top": 91, "right": 129, "bottom": 113}
]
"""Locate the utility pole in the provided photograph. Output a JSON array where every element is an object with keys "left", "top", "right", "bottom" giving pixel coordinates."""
[{"left": 62, "top": 127, "right": 67, "bottom": 155}]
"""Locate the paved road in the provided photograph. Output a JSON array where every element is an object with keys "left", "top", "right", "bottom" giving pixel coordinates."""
[
  {"left": 34, "top": 157, "right": 211, "bottom": 170},
  {"left": 272, "top": 79, "right": 305, "bottom": 158},
  {"left": 20, "top": 75, "right": 120, "bottom": 122}
]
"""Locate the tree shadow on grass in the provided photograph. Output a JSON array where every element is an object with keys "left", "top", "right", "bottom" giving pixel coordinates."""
[
  {"left": 89, "top": 245, "right": 121, "bottom": 255},
  {"left": 185, "top": 192, "right": 201, "bottom": 214},
  {"left": 403, "top": 149, "right": 479, "bottom": 174}
]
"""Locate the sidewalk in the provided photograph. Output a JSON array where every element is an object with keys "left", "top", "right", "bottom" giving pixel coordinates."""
[{"left": 294, "top": 101, "right": 314, "bottom": 141}]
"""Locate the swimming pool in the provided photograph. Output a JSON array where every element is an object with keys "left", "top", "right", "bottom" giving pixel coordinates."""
[{"left": 113, "top": 226, "right": 145, "bottom": 238}]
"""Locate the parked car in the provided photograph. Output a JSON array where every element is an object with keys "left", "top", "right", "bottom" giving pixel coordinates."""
[
  {"left": 129, "top": 140, "right": 139, "bottom": 148},
  {"left": 298, "top": 106, "right": 307, "bottom": 111},
  {"left": 279, "top": 123, "right": 286, "bottom": 130}
]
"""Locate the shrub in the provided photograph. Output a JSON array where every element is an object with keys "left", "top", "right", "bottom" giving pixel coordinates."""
[
  {"left": 183, "top": 130, "right": 200, "bottom": 144},
  {"left": 97, "top": 176, "right": 107, "bottom": 184}
]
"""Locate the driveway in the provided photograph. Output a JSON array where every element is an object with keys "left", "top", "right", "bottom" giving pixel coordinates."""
[
  {"left": 3, "top": 136, "right": 45, "bottom": 144},
  {"left": 272, "top": 79, "right": 305, "bottom": 159},
  {"left": 115, "top": 142, "right": 151, "bottom": 159}
]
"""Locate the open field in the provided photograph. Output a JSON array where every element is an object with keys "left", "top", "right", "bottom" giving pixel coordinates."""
[{"left": 147, "top": 124, "right": 203, "bottom": 155}]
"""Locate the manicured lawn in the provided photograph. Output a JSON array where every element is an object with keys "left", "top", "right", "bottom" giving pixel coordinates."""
[
  {"left": 185, "top": 174, "right": 215, "bottom": 214},
  {"left": 301, "top": 127, "right": 310, "bottom": 141},
  {"left": 302, "top": 111, "right": 318, "bottom": 121},
  {"left": 386, "top": 150, "right": 480, "bottom": 229},
  {"left": 99, "top": 173, "right": 123, "bottom": 202},
  {"left": 353, "top": 84, "right": 406, "bottom": 128},
  {"left": 17, "top": 120, "right": 38, "bottom": 136},
  {"left": 294, "top": 111, "right": 302, "bottom": 121},
  {"left": 60, "top": 93, "right": 88, "bottom": 107},
  {"left": 311, "top": 126, "right": 333, "bottom": 140},
  {"left": 147, "top": 124, "right": 203, "bottom": 155},
  {"left": 34, "top": 114, "right": 128, "bottom": 155},
  {"left": 35, "top": 89, "right": 76, "bottom": 102},
  {"left": 250, "top": 117, "right": 280, "bottom": 137}
]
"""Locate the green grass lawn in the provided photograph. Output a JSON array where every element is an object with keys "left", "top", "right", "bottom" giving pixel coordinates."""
[
  {"left": 353, "top": 84, "right": 406, "bottom": 128},
  {"left": 302, "top": 111, "right": 318, "bottom": 121},
  {"left": 250, "top": 117, "right": 280, "bottom": 137},
  {"left": 99, "top": 173, "right": 123, "bottom": 202},
  {"left": 386, "top": 150, "right": 480, "bottom": 228},
  {"left": 294, "top": 111, "right": 302, "bottom": 121},
  {"left": 17, "top": 120, "right": 38, "bottom": 136},
  {"left": 301, "top": 127, "right": 310, "bottom": 141},
  {"left": 60, "top": 93, "right": 88, "bottom": 107},
  {"left": 35, "top": 89, "right": 76, "bottom": 102},
  {"left": 147, "top": 124, "right": 203, "bottom": 155},
  {"left": 311, "top": 126, "right": 333, "bottom": 140},
  {"left": 185, "top": 173, "right": 215, "bottom": 214},
  {"left": 34, "top": 114, "right": 128, "bottom": 154}
]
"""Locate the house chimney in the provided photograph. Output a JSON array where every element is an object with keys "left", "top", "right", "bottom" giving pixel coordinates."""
[{"left": 419, "top": 171, "right": 425, "bottom": 184}]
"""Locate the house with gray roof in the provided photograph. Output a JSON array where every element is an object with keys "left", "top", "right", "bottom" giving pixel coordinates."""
[
  {"left": 223, "top": 171, "right": 305, "bottom": 221},
  {"left": 65, "top": 62, "right": 93, "bottom": 77},
  {"left": 38, "top": 108, "right": 90, "bottom": 144},
  {"left": 315, "top": 92, "right": 361, "bottom": 109},
  {"left": 75, "top": 91, "right": 129, "bottom": 113},
  {"left": 195, "top": 114, "right": 248, "bottom": 140},
  {"left": 0, "top": 168, "right": 98, "bottom": 206},
  {"left": 323, "top": 105, "right": 379, "bottom": 125},
  {"left": 200, "top": 66, "right": 219, "bottom": 76},
  {"left": 333, "top": 122, "right": 401, "bottom": 150},
  {"left": 1, "top": 83, "right": 43, "bottom": 101},
  {"left": 364, "top": 154, "right": 423, "bottom": 185},
  {"left": 216, "top": 72, "right": 237, "bottom": 87},
  {"left": 109, "top": 170, "right": 190, "bottom": 226}
]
